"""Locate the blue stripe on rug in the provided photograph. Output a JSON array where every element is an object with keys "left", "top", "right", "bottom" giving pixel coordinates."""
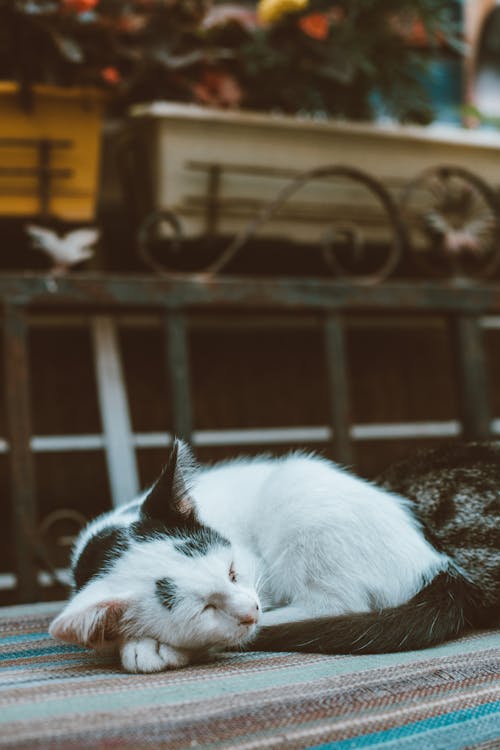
[
  {"left": 0, "top": 633, "right": 52, "bottom": 645},
  {"left": 0, "top": 644, "right": 85, "bottom": 661},
  {"left": 307, "top": 701, "right": 500, "bottom": 750}
]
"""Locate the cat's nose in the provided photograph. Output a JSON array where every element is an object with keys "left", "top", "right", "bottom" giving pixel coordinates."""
[{"left": 239, "top": 605, "right": 260, "bottom": 626}]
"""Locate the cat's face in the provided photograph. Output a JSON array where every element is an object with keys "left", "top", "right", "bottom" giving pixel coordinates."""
[
  {"left": 50, "top": 531, "right": 261, "bottom": 653},
  {"left": 121, "top": 533, "right": 261, "bottom": 650},
  {"left": 50, "top": 439, "right": 260, "bottom": 654}
]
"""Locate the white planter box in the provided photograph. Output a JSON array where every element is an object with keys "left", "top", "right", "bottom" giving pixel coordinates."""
[{"left": 129, "top": 102, "right": 500, "bottom": 244}]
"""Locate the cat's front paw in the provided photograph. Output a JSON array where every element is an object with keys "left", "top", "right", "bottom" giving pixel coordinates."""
[{"left": 120, "top": 638, "right": 189, "bottom": 673}]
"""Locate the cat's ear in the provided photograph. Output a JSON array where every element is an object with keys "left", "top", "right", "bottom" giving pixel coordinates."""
[
  {"left": 141, "top": 438, "right": 198, "bottom": 523},
  {"left": 49, "top": 597, "right": 129, "bottom": 648}
]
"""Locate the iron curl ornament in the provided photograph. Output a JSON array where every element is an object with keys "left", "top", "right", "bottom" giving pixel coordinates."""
[
  {"left": 37, "top": 509, "right": 88, "bottom": 589},
  {"left": 137, "top": 209, "right": 184, "bottom": 276},
  {"left": 137, "top": 166, "right": 407, "bottom": 283},
  {"left": 401, "top": 166, "right": 500, "bottom": 280}
]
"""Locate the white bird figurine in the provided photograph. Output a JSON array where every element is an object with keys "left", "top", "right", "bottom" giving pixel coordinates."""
[{"left": 26, "top": 225, "right": 99, "bottom": 274}]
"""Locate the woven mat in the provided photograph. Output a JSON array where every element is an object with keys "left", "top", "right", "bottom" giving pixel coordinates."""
[{"left": 1, "top": 602, "right": 499, "bottom": 749}]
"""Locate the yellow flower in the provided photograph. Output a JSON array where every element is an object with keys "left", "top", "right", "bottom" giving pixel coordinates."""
[{"left": 257, "top": 0, "right": 309, "bottom": 25}]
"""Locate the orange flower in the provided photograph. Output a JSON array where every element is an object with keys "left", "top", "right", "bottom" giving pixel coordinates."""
[
  {"left": 192, "top": 69, "right": 243, "bottom": 108},
  {"left": 62, "top": 0, "right": 99, "bottom": 12},
  {"left": 115, "top": 14, "right": 147, "bottom": 33},
  {"left": 408, "top": 20, "right": 427, "bottom": 46},
  {"left": 101, "top": 66, "right": 121, "bottom": 85},
  {"left": 298, "top": 12, "right": 329, "bottom": 40}
]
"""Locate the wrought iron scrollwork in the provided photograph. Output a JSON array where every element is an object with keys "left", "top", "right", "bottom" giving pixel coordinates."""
[
  {"left": 136, "top": 162, "right": 500, "bottom": 282},
  {"left": 37, "top": 509, "right": 87, "bottom": 588},
  {"left": 401, "top": 166, "right": 500, "bottom": 280},
  {"left": 204, "top": 166, "right": 406, "bottom": 282},
  {"left": 137, "top": 209, "right": 184, "bottom": 276}
]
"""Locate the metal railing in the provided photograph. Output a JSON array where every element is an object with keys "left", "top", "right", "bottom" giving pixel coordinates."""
[{"left": 0, "top": 272, "right": 498, "bottom": 602}]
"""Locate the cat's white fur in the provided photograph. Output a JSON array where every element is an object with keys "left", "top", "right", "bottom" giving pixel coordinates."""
[
  {"left": 193, "top": 455, "right": 446, "bottom": 613},
  {"left": 50, "top": 448, "right": 448, "bottom": 672}
]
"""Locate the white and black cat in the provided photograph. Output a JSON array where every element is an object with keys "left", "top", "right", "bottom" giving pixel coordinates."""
[{"left": 50, "top": 439, "right": 498, "bottom": 673}]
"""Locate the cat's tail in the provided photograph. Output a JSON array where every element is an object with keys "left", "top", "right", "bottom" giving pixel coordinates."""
[{"left": 250, "top": 569, "right": 494, "bottom": 655}]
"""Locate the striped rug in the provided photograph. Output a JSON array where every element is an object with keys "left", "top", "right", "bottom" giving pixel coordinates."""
[{"left": 0, "top": 602, "right": 499, "bottom": 749}]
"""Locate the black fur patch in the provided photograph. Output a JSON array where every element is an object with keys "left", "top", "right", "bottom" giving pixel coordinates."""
[
  {"left": 485, "top": 498, "right": 500, "bottom": 514},
  {"left": 444, "top": 526, "right": 500, "bottom": 547},
  {"left": 73, "top": 526, "right": 129, "bottom": 591},
  {"left": 174, "top": 530, "right": 230, "bottom": 557},
  {"left": 376, "top": 441, "right": 500, "bottom": 611},
  {"left": 133, "top": 504, "right": 203, "bottom": 544},
  {"left": 431, "top": 494, "right": 456, "bottom": 525},
  {"left": 130, "top": 517, "right": 173, "bottom": 543},
  {"left": 156, "top": 578, "right": 178, "bottom": 609},
  {"left": 140, "top": 440, "right": 196, "bottom": 529}
]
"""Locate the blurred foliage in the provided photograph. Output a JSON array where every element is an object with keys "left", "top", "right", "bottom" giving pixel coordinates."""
[
  {"left": 462, "top": 105, "right": 500, "bottom": 131},
  {"left": 0, "top": 0, "right": 462, "bottom": 121}
]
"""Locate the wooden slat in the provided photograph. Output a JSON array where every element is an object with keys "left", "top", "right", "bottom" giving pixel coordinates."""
[
  {"left": 324, "top": 312, "right": 354, "bottom": 465},
  {"left": 164, "top": 312, "right": 193, "bottom": 444},
  {"left": 91, "top": 316, "right": 140, "bottom": 505},
  {"left": 3, "top": 304, "right": 38, "bottom": 602},
  {"left": 0, "top": 419, "right": 470, "bottom": 455},
  {"left": 3, "top": 275, "right": 500, "bottom": 314},
  {"left": 451, "top": 314, "right": 491, "bottom": 440}
]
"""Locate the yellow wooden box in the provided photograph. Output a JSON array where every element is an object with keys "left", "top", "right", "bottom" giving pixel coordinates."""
[{"left": 0, "top": 83, "right": 104, "bottom": 221}]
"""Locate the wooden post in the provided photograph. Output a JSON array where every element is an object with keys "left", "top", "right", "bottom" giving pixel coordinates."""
[
  {"left": 451, "top": 314, "right": 491, "bottom": 440},
  {"left": 91, "top": 316, "right": 140, "bottom": 506},
  {"left": 164, "top": 311, "right": 193, "bottom": 444},
  {"left": 324, "top": 312, "right": 354, "bottom": 465},
  {"left": 3, "top": 303, "right": 38, "bottom": 602},
  {"left": 205, "top": 165, "right": 222, "bottom": 237}
]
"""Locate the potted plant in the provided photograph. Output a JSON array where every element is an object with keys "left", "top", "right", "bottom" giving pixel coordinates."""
[
  {"left": 0, "top": 0, "right": 211, "bottom": 221},
  {"left": 4, "top": 1, "right": 491, "bottom": 250},
  {"left": 121, "top": 1, "right": 500, "bottom": 252},
  {"left": 1, "top": 1, "right": 462, "bottom": 119},
  {"left": 0, "top": 0, "right": 239, "bottom": 222}
]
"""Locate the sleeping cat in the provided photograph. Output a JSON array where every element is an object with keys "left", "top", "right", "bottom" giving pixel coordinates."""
[{"left": 50, "top": 439, "right": 499, "bottom": 672}]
